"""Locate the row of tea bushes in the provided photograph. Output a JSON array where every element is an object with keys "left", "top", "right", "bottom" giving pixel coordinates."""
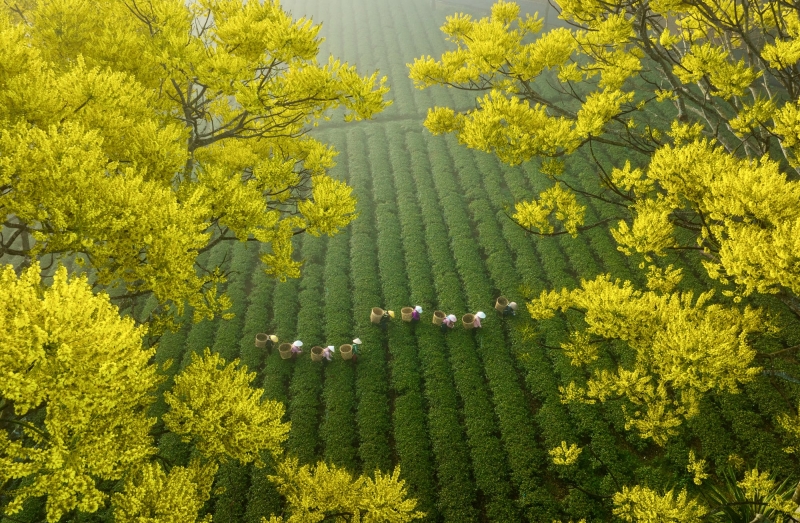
[
  {"left": 345, "top": 128, "right": 393, "bottom": 473},
  {"left": 320, "top": 229, "right": 360, "bottom": 470},
  {"left": 410, "top": 130, "right": 520, "bottom": 522},
  {"left": 207, "top": 242, "right": 263, "bottom": 523},
  {"left": 286, "top": 233, "right": 327, "bottom": 464},
  {"left": 241, "top": 241, "right": 304, "bottom": 523},
  {"left": 367, "top": 127, "right": 439, "bottom": 521},
  {"left": 433, "top": 132, "right": 560, "bottom": 521},
  {"left": 318, "top": 129, "right": 361, "bottom": 472},
  {"left": 240, "top": 269, "right": 284, "bottom": 523},
  {"left": 388, "top": 125, "right": 481, "bottom": 523},
  {"left": 460, "top": 142, "right": 627, "bottom": 519}
]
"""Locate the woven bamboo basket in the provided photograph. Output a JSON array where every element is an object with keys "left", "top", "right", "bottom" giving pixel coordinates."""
[
  {"left": 278, "top": 343, "right": 293, "bottom": 360},
  {"left": 401, "top": 307, "right": 414, "bottom": 322},
  {"left": 255, "top": 333, "right": 269, "bottom": 348},
  {"left": 494, "top": 296, "right": 508, "bottom": 313},
  {"left": 370, "top": 307, "right": 384, "bottom": 324},
  {"left": 432, "top": 310, "right": 445, "bottom": 325},
  {"left": 310, "top": 346, "right": 324, "bottom": 362},
  {"left": 462, "top": 313, "right": 475, "bottom": 329},
  {"left": 340, "top": 344, "right": 353, "bottom": 360}
]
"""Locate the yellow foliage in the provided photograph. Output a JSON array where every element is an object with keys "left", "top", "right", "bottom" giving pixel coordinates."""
[
  {"left": 268, "top": 457, "right": 425, "bottom": 523},
  {"left": 513, "top": 183, "right": 585, "bottom": 236},
  {"left": 426, "top": 90, "right": 579, "bottom": 165},
  {"left": 408, "top": 0, "right": 800, "bottom": 325},
  {"left": 112, "top": 460, "right": 217, "bottom": 523},
  {"left": 560, "top": 331, "right": 599, "bottom": 366},
  {"left": 675, "top": 43, "right": 761, "bottom": 99},
  {"left": 647, "top": 140, "right": 800, "bottom": 297},
  {"left": 735, "top": 468, "right": 799, "bottom": 515},
  {"left": 163, "top": 349, "right": 290, "bottom": 466},
  {"left": 298, "top": 175, "right": 358, "bottom": 236},
  {"left": 0, "top": 263, "right": 158, "bottom": 522},
  {"left": 1, "top": 264, "right": 422, "bottom": 521},
  {"left": 549, "top": 441, "right": 583, "bottom": 466},
  {"left": 612, "top": 486, "right": 707, "bottom": 522},
  {"left": 530, "top": 275, "right": 762, "bottom": 443},
  {"left": 0, "top": 0, "right": 390, "bottom": 325},
  {"left": 576, "top": 89, "right": 635, "bottom": 137},
  {"left": 730, "top": 97, "right": 777, "bottom": 136},
  {"left": 610, "top": 161, "right": 652, "bottom": 197},
  {"left": 738, "top": 468, "right": 776, "bottom": 500},
  {"left": 687, "top": 450, "right": 708, "bottom": 485},
  {"left": 612, "top": 196, "right": 678, "bottom": 260},
  {"left": 645, "top": 264, "right": 683, "bottom": 293}
]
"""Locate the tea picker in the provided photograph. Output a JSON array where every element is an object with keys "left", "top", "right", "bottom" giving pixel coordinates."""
[
  {"left": 441, "top": 314, "right": 457, "bottom": 333},
  {"left": 503, "top": 302, "right": 517, "bottom": 317},
  {"left": 352, "top": 338, "right": 362, "bottom": 362},
  {"left": 369, "top": 307, "right": 394, "bottom": 330},
  {"left": 380, "top": 309, "right": 394, "bottom": 330},
  {"left": 473, "top": 311, "right": 486, "bottom": 328},
  {"left": 290, "top": 340, "right": 303, "bottom": 357},
  {"left": 322, "top": 345, "right": 335, "bottom": 361},
  {"left": 265, "top": 334, "right": 278, "bottom": 354},
  {"left": 412, "top": 305, "right": 422, "bottom": 322},
  {"left": 255, "top": 333, "right": 279, "bottom": 354}
]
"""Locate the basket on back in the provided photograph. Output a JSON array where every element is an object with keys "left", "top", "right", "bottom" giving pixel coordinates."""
[
  {"left": 494, "top": 296, "right": 508, "bottom": 312},
  {"left": 278, "top": 343, "right": 293, "bottom": 360},
  {"left": 370, "top": 307, "right": 384, "bottom": 324},
  {"left": 462, "top": 313, "right": 475, "bottom": 329}
]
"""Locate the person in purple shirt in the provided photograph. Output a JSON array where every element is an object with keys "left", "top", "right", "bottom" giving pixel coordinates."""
[{"left": 411, "top": 305, "right": 422, "bottom": 322}]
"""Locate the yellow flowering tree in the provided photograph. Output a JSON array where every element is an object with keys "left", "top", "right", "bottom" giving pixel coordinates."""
[
  {"left": 409, "top": 0, "right": 800, "bottom": 441},
  {"left": 410, "top": 0, "right": 800, "bottom": 518},
  {"left": 0, "top": 264, "right": 422, "bottom": 523},
  {"left": 0, "top": 0, "right": 389, "bottom": 329}
]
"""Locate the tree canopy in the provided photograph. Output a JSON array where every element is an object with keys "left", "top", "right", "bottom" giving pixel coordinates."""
[
  {"left": 410, "top": 0, "right": 800, "bottom": 518},
  {"left": 0, "top": 263, "right": 423, "bottom": 523},
  {"left": 0, "top": 0, "right": 427, "bottom": 521},
  {"left": 0, "top": 0, "right": 389, "bottom": 330}
]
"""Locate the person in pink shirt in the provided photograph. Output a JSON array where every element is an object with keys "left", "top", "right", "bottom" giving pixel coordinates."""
[
  {"left": 322, "top": 345, "right": 335, "bottom": 361},
  {"left": 473, "top": 311, "right": 486, "bottom": 328},
  {"left": 441, "top": 314, "right": 456, "bottom": 333},
  {"left": 290, "top": 340, "right": 303, "bottom": 358}
]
